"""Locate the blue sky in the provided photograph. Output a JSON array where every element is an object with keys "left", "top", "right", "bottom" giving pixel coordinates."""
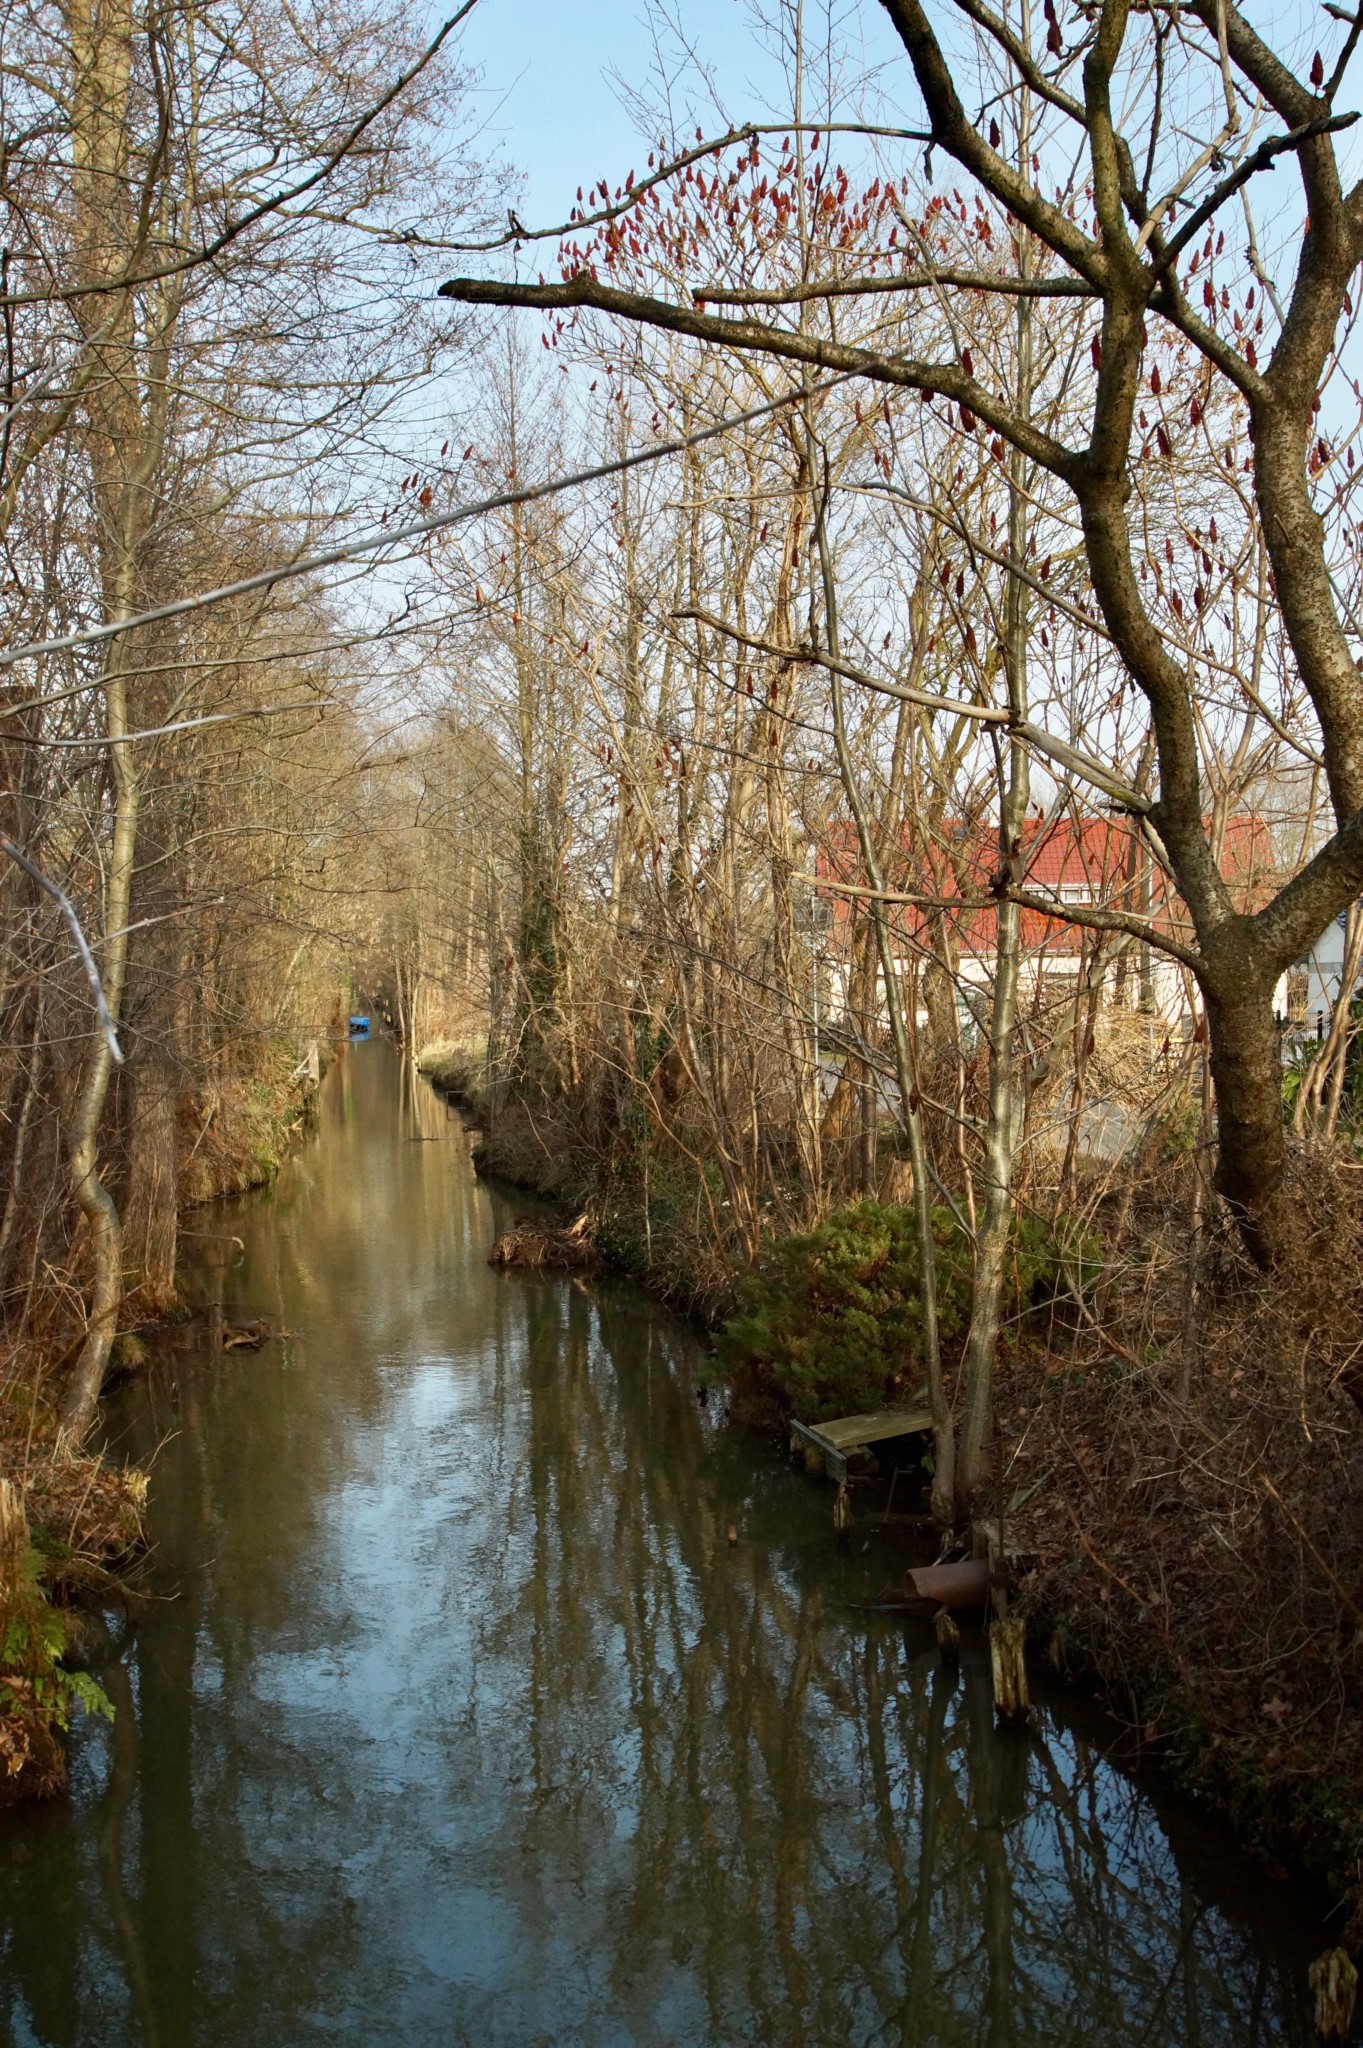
[{"left": 457, "top": 0, "right": 913, "bottom": 224}]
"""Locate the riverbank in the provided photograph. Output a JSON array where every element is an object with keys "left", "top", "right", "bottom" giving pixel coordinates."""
[
  {"left": 423, "top": 1058, "right": 739, "bottom": 1326},
  {"left": 0, "top": 1027, "right": 336, "bottom": 1803},
  {"left": 0, "top": 1413, "right": 146, "bottom": 1805},
  {"left": 451, "top": 1077, "right": 1363, "bottom": 1951},
  {"left": 997, "top": 1219, "right": 1363, "bottom": 1943},
  {"left": 179, "top": 1029, "right": 334, "bottom": 1208}
]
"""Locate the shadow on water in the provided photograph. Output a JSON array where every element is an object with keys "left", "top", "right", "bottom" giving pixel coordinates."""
[{"left": 0, "top": 1039, "right": 1336, "bottom": 2046}]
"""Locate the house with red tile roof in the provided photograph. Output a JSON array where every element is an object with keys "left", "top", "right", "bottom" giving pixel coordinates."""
[{"left": 812, "top": 811, "right": 1282, "bottom": 1033}]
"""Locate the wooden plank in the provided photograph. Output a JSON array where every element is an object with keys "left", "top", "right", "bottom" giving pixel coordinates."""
[
  {"left": 790, "top": 1399, "right": 933, "bottom": 1489},
  {"left": 815, "top": 1404, "right": 933, "bottom": 1451},
  {"left": 788, "top": 1416, "right": 848, "bottom": 1483}
]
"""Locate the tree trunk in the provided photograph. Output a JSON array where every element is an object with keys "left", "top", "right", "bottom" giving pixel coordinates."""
[
  {"left": 958, "top": 884, "right": 1026, "bottom": 1502},
  {"left": 60, "top": 727, "right": 138, "bottom": 1442},
  {"left": 958, "top": 105, "right": 1033, "bottom": 1507},
  {"left": 124, "top": 1034, "right": 181, "bottom": 1316},
  {"left": 807, "top": 402, "right": 955, "bottom": 1523},
  {"left": 1204, "top": 964, "right": 1297, "bottom": 1269},
  {"left": 121, "top": 707, "right": 187, "bottom": 1316},
  {"left": 58, "top": 0, "right": 159, "bottom": 1440}
]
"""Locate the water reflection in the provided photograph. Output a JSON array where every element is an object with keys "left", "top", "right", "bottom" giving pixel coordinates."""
[{"left": 0, "top": 1042, "right": 1322, "bottom": 2045}]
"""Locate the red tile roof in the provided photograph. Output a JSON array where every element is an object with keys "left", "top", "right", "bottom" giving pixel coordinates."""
[{"left": 815, "top": 813, "right": 1275, "bottom": 960}]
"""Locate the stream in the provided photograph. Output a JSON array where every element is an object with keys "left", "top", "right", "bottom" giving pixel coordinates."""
[{"left": 0, "top": 1037, "right": 1336, "bottom": 2045}]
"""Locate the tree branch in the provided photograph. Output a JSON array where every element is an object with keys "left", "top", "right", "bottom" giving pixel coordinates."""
[
  {"left": 675, "top": 606, "right": 1008, "bottom": 721},
  {"left": 1159, "top": 114, "right": 1359, "bottom": 278},
  {"left": 443, "top": 122, "right": 932, "bottom": 256},
  {"left": 0, "top": 0, "right": 484, "bottom": 312},
  {"left": 878, "top": 0, "right": 1107, "bottom": 287},
  {"left": 695, "top": 270, "right": 1096, "bottom": 306},
  {"left": 1253, "top": 807, "right": 1363, "bottom": 973},
  {"left": 436, "top": 272, "right": 1082, "bottom": 479},
  {"left": 0, "top": 836, "right": 123, "bottom": 1062}
]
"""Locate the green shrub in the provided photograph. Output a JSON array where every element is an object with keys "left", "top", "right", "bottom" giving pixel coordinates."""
[
  {"left": 1158, "top": 1099, "right": 1201, "bottom": 1158},
  {"left": 717, "top": 1200, "right": 1101, "bottom": 1419},
  {"left": 1, "top": 1600, "right": 113, "bottom": 1733},
  {"left": 716, "top": 1202, "right": 974, "bottom": 1421}
]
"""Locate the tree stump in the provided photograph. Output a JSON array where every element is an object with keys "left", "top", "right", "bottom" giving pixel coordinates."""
[{"left": 989, "top": 1613, "right": 1031, "bottom": 1723}]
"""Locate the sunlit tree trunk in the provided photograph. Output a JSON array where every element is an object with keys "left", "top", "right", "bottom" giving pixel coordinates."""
[
  {"left": 60, "top": 0, "right": 170, "bottom": 1436},
  {"left": 958, "top": 87, "right": 1034, "bottom": 1507}
]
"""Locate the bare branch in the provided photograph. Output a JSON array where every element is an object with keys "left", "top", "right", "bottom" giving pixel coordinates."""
[
  {"left": 675, "top": 605, "right": 1009, "bottom": 722},
  {"left": 0, "top": 380, "right": 849, "bottom": 673},
  {"left": 444, "top": 122, "right": 932, "bottom": 256},
  {"left": 437, "top": 273, "right": 1082, "bottom": 479},
  {"left": 0, "top": 836, "right": 124, "bottom": 1063}
]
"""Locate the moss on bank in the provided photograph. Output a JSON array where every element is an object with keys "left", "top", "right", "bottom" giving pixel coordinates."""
[{"left": 179, "top": 1034, "right": 332, "bottom": 1207}]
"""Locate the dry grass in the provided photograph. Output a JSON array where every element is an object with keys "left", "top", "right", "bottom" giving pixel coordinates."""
[{"left": 1000, "top": 1149, "right": 1363, "bottom": 1930}]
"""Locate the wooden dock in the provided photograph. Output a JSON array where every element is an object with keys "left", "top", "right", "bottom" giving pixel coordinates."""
[{"left": 789, "top": 1399, "right": 933, "bottom": 1484}]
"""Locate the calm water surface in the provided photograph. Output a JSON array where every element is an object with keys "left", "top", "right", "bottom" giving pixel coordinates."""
[{"left": 0, "top": 1040, "right": 1334, "bottom": 2045}]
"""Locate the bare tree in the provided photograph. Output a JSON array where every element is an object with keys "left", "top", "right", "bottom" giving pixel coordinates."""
[{"left": 441, "top": 0, "right": 1363, "bottom": 1274}]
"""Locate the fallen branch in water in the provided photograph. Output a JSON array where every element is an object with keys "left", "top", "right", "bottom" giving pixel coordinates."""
[{"left": 488, "top": 1214, "right": 597, "bottom": 1271}]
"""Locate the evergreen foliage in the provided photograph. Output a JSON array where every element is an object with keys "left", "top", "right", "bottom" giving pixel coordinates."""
[
  {"left": 0, "top": 1543, "right": 113, "bottom": 1798},
  {"left": 718, "top": 1201, "right": 1093, "bottom": 1420},
  {"left": 717, "top": 1202, "right": 971, "bottom": 1421}
]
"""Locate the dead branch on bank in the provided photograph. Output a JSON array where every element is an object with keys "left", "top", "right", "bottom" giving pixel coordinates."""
[{"left": 488, "top": 1213, "right": 598, "bottom": 1271}]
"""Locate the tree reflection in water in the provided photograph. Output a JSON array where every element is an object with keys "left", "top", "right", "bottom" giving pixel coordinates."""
[
  {"left": 497, "top": 1278, "right": 1314, "bottom": 2047},
  {"left": 0, "top": 1044, "right": 1321, "bottom": 2046}
]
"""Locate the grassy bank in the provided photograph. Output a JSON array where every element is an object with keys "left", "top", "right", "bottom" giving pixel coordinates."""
[
  {"left": 414, "top": 1038, "right": 486, "bottom": 1106},
  {"left": 179, "top": 1032, "right": 333, "bottom": 1206}
]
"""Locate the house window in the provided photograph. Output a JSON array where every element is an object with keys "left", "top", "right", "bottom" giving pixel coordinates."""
[{"left": 1059, "top": 883, "right": 1092, "bottom": 905}]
